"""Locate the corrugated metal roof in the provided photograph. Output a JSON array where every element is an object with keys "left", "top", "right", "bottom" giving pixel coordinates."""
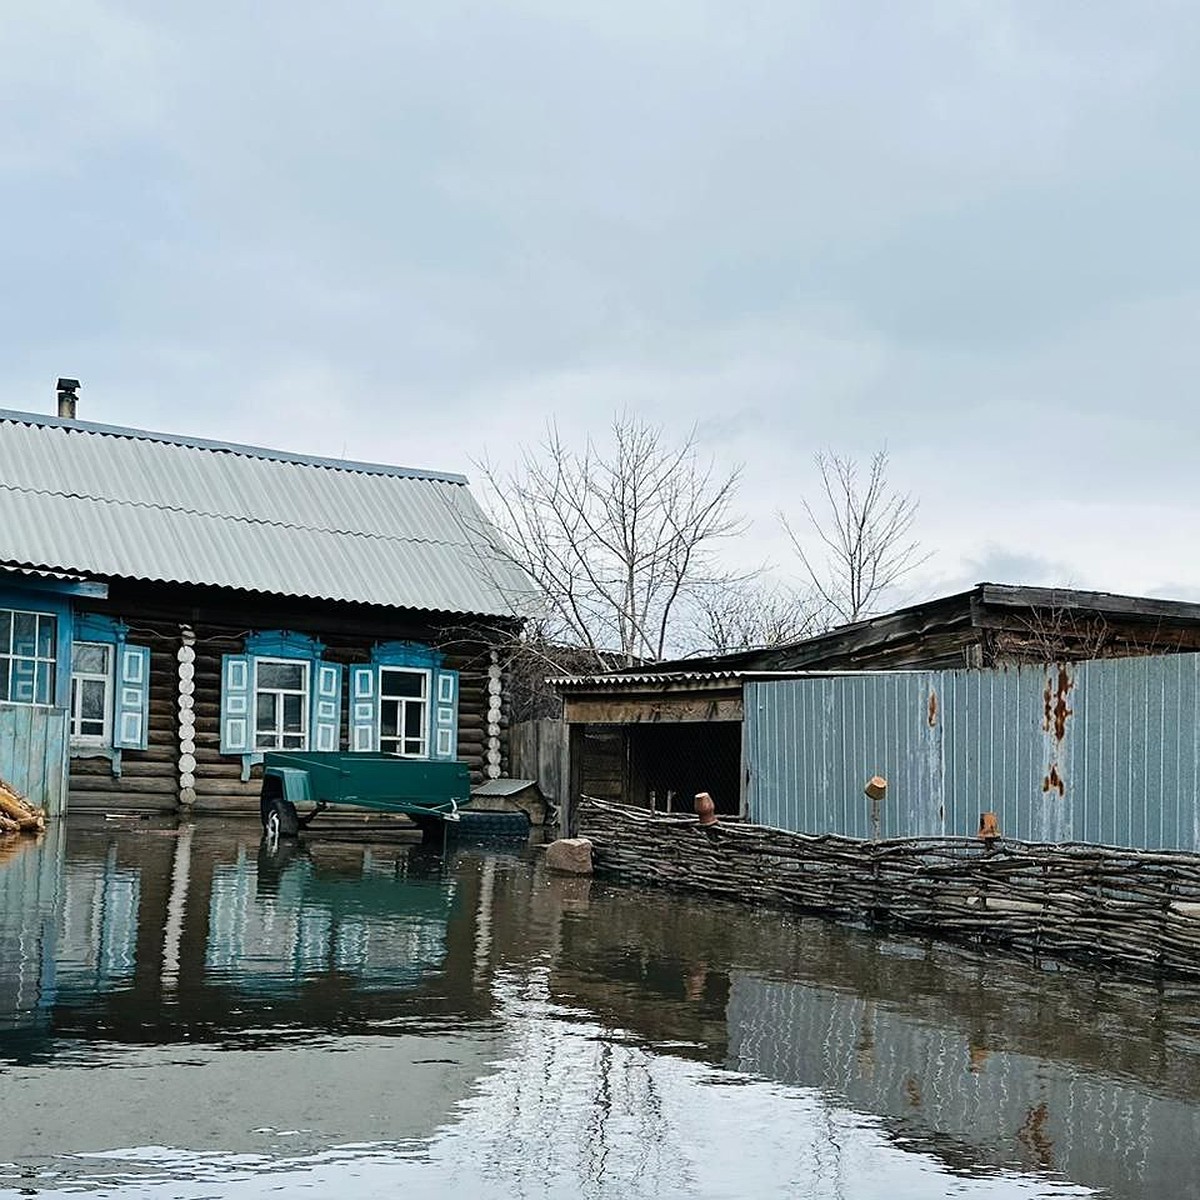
[
  {"left": 550, "top": 668, "right": 902, "bottom": 691},
  {"left": 0, "top": 410, "right": 534, "bottom": 616},
  {"left": 470, "top": 778, "right": 539, "bottom": 797},
  {"left": 551, "top": 669, "right": 749, "bottom": 689}
]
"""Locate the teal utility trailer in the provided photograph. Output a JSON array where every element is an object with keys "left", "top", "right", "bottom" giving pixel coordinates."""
[{"left": 260, "top": 752, "right": 471, "bottom": 839}]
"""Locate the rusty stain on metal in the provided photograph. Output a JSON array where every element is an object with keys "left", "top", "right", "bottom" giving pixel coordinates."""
[
  {"left": 1017, "top": 1101, "right": 1055, "bottom": 1169},
  {"left": 927, "top": 688, "right": 938, "bottom": 727},
  {"left": 1042, "top": 666, "right": 1074, "bottom": 740},
  {"left": 1042, "top": 763, "right": 1066, "bottom": 796}
]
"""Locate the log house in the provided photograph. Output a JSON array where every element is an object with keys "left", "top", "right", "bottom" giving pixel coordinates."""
[{"left": 0, "top": 397, "right": 528, "bottom": 815}]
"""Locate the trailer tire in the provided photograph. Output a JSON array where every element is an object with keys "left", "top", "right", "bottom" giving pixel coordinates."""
[{"left": 261, "top": 785, "right": 300, "bottom": 839}]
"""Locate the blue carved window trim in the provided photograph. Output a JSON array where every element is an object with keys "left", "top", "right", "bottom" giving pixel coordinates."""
[
  {"left": 68, "top": 613, "right": 151, "bottom": 776},
  {"left": 349, "top": 641, "right": 459, "bottom": 761},
  {"left": 221, "top": 630, "right": 343, "bottom": 781}
]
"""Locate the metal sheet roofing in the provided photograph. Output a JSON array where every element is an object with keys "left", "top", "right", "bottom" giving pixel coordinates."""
[
  {"left": 549, "top": 668, "right": 902, "bottom": 691},
  {"left": 470, "top": 778, "right": 539, "bottom": 797},
  {"left": 0, "top": 410, "right": 534, "bottom": 616}
]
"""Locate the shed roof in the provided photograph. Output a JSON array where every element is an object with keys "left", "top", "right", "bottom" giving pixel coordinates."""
[
  {"left": 0, "top": 409, "right": 533, "bottom": 616},
  {"left": 551, "top": 583, "right": 1200, "bottom": 695}
]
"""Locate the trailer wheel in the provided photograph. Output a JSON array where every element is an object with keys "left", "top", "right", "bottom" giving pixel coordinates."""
[{"left": 260, "top": 783, "right": 300, "bottom": 839}]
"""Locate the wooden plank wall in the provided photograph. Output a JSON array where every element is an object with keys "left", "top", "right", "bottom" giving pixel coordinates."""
[
  {"left": 0, "top": 703, "right": 68, "bottom": 816},
  {"left": 579, "top": 726, "right": 626, "bottom": 804},
  {"left": 509, "top": 717, "right": 568, "bottom": 804},
  {"left": 68, "top": 580, "right": 509, "bottom": 816}
]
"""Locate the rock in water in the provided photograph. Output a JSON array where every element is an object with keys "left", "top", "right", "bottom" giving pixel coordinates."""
[{"left": 545, "top": 837, "right": 594, "bottom": 876}]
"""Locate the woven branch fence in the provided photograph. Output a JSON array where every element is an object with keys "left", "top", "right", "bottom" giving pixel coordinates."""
[{"left": 579, "top": 798, "right": 1200, "bottom": 980}]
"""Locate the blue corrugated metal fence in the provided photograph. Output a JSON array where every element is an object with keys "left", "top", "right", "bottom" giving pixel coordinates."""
[{"left": 743, "top": 653, "right": 1200, "bottom": 851}]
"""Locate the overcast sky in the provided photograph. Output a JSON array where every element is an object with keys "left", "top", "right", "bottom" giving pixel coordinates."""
[{"left": 2, "top": 2, "right": 1198, "bottom": 606}]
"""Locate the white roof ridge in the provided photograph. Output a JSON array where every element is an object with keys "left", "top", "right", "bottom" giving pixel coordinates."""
[{"left": 0, "top": 408, "right": 468, "bottom": 485}]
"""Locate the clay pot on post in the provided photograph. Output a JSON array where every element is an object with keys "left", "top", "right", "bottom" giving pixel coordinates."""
[
  {"left": 694, "top": 791, "right": 718, "bottom": 827},
  {"left": 977, "top": 811, "right": 1000, "bottom": 851},
  {"left": 863, "top": 775, "right": 887, "bottom": 840}
]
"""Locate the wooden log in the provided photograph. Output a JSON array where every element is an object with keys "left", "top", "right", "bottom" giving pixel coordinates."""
[
  {"left": 69, "top": 776, "right": 177, "bottom": 795},
  {"left": 0, "top": 784, "right": 40, "bottom": 824}
]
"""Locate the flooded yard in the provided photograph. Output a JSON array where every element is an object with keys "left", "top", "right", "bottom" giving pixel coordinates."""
[{"left": 2, "top": 820, "right": 1200, "bottom": 1198}]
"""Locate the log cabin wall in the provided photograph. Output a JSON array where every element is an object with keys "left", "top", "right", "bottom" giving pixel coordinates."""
[{"left": 68, "top": 580, "right": 509, "bottom": 815}]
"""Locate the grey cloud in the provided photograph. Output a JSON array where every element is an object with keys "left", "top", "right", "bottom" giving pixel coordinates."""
[{"left": 1, "top": 2, "right": 1199, "bottom": 604}]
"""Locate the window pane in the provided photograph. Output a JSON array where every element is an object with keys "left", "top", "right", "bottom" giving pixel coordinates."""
[
  {"left": 282, "top": 733, "right": 305, "bottom": 749},
  {"left": 256, "top": 692, "right": 277, "bottom": 728},
  {"left": 403, "top": 738, "right": 422, "bottom": 756},
  {"left": 0, "top": 612, "right": 10, "bottom": 654},
  {"left": 12, "top": 613, "right": 36, "bottom": 658},
  {"left": 81, "top": 678, "right": 106, "bottom": 720},
  {"left": 37, "top": 615, "right": 56, "bottom": 660},
  {"left": 0, "top": 658, "right": 10, "bottom": 702},
  {"left": 380, "top": 701, "right": 399, "bottom": 739},
  {"left": 35, "top": 662, "right": 53, "bottom": 706},
  {"left": 11, "top": 660, "right": 34, "bottom": 703},
  {"left": 282, "top": 693, "right": 304, "bottom": 732},
  {"left": 258, "top": 661, "right": 305, "bottom": 690},
  {"left": 404, "top": 705, "right": 423, "bottom": 738},
  {"left": 80, "top": 719, "right": 105, "bottom": 737},
  {"left": 74, "top": 643, "right": 110, "bottom": 674},
  {"left": 255, "top": 731, "right": 277, "bottom": 750},
  {"left": 381, "top": 670, "right": 424, "bottom": 699}
]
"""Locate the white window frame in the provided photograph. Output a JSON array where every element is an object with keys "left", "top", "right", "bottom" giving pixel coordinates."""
[
  {"left": 0, "top": 607, "right": 57, "bottom": 708},
  {"left": 70, "top": 641, "right": 114, "bottom": 747},
  {"left": 378, "top": 666, "right": 430, "bottom": 758},
  {"left": 253, "top": 657, "right": 310, "bottom": 752}
]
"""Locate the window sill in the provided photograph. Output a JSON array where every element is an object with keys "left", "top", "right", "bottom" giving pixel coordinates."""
[{"left": 69, "top": 744, "right": 122, "bottom": 778}]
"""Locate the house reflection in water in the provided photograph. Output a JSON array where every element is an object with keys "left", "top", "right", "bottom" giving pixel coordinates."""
[
  {"left": 0, "top": 821, "right": 493, "bottom": 1065},
  {"left": 4, "top": 822, "right": 1200, "bottom": 1198},
  {"left": 204, "top": 842, "right": 454, "bottom": 996}
]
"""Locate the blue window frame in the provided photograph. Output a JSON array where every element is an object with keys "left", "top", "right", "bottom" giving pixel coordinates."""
[
  {"left": 68, "top": 614, "right": 152, "bottom": 773},
  {"left": 349, "top": 641, "right": 459, "bottom": 761},
  {"left": 0, "top": 608, "right": 57, "bottom": 705},
  {"left": 0, "top": 586, "right": 73, "bottom": 711},
  {"left": 221, "top": 631, "right": 343, "bottom": 780}
]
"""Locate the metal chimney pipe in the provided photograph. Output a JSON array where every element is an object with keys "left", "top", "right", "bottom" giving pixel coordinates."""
[{"left": 56, "top": 377, "right": 80, "bottom": 420}]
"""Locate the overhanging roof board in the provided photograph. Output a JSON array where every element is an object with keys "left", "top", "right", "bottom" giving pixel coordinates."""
[{"left": 0, "top": 411, "right": 535, "bottom": 616}]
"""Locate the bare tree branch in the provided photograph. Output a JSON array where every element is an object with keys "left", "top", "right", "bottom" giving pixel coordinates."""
[
  {"left": 685, "top": 579, "right": 823, "bottom": 654},
  {"left": 780, "top": 448, "right": 929, "bottom": 626},
  {"left": 475, "top": 414, "right": 748, "bottom": 670}
]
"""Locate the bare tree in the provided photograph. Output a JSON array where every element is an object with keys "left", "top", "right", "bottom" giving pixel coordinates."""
[
  {"left": 781, "top": 448, "right": 927, "bottom": 626},
  {"left": 686, "top": 579, "right": 821, "bottom": 654},
  {"left": 477, "top": 415, "right": 746, "bottom": 667}
]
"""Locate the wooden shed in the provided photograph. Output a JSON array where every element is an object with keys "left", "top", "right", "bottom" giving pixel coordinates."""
[
  {"left": 0, "top": 400, "right": 530, "bottom": 815},
  {"left": 553, "top": 584, "right": 1200, "bottom": 832}
]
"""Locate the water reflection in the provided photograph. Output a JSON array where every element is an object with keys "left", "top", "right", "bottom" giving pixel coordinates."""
[{"left": 0, "top": 819, "right": 1198, "bottom": 1197}]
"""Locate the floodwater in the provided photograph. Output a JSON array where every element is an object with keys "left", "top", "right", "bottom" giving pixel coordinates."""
[{"left": 2, "top": 824, "right": 1200, "bottom": 1199}]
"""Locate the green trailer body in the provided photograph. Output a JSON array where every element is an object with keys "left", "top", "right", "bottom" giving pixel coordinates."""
[{"left": 260, "top": 752, "right": 471, "bottom": 837}]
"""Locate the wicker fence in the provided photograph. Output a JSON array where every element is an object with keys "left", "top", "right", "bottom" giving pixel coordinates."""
[{"left": 579, "top": 797, "right": 1200, "bottom": 980}]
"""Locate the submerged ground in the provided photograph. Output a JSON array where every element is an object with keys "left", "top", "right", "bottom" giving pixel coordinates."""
[{"left": 1, "top": 819, "right": 1199, "bottom": 1199}]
